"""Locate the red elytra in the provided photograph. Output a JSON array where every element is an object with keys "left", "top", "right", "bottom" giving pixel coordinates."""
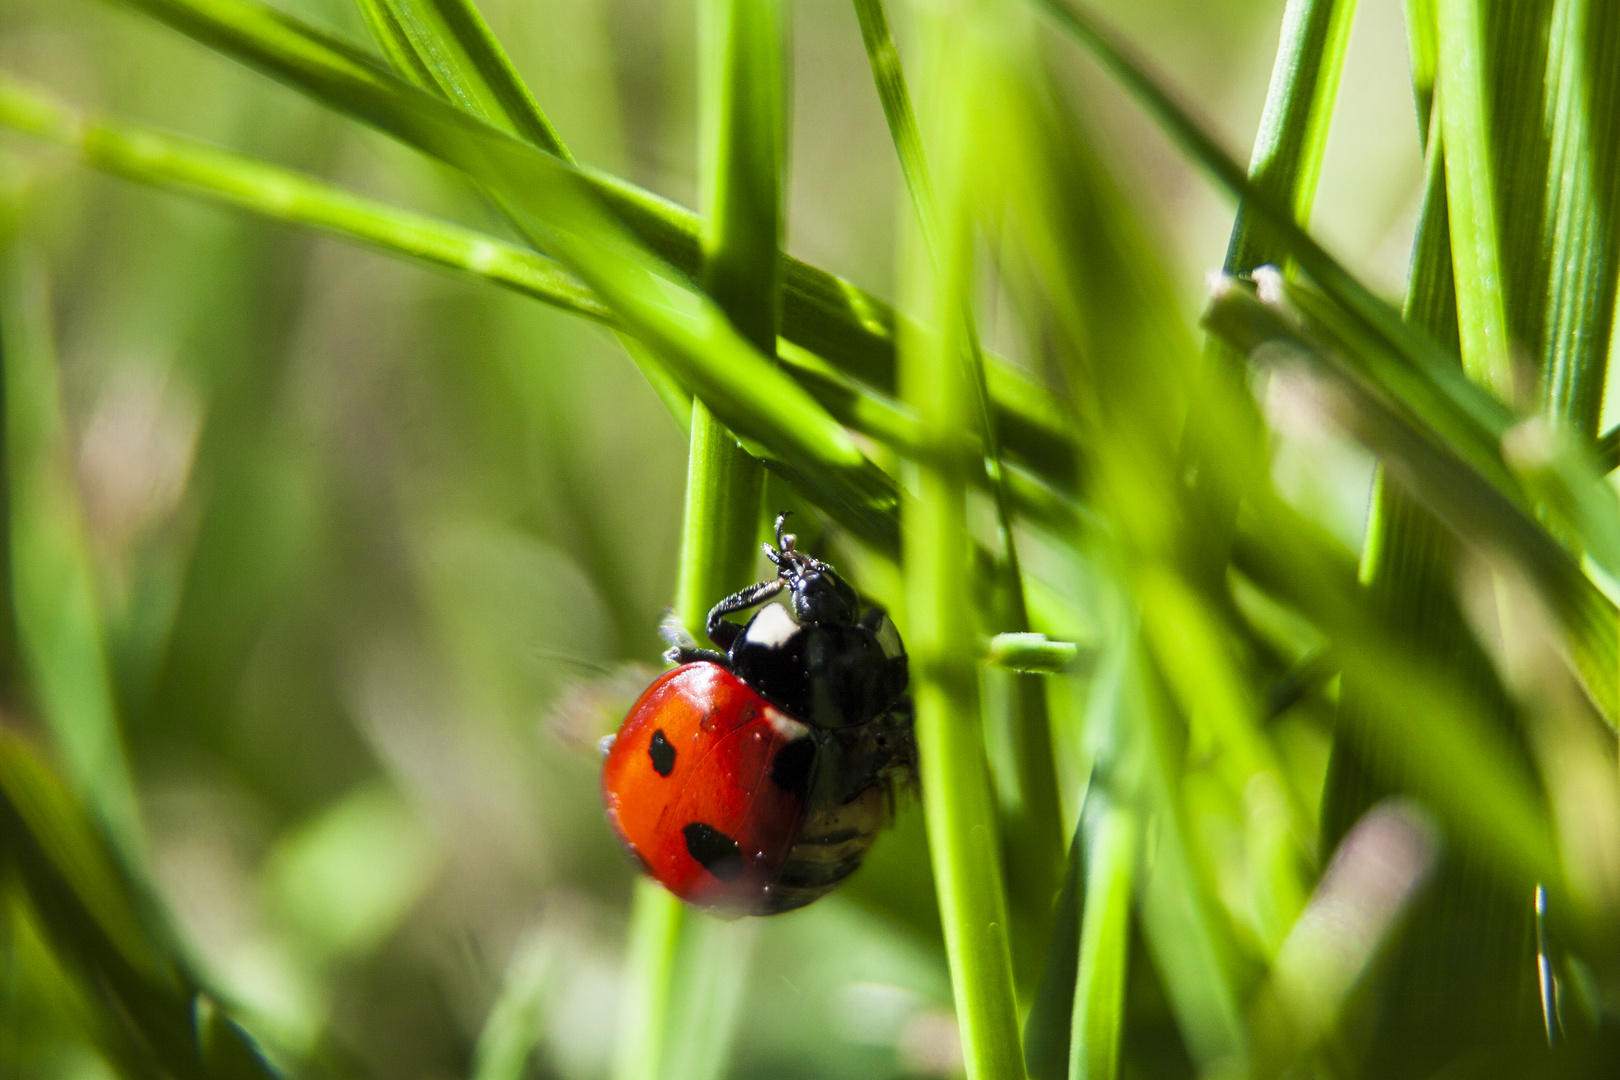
[{"left": 601, "top": 662, "right": 816, "bottom": 911}]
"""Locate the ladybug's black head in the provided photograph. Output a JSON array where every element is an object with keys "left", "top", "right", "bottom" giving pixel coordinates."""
[{"left": 765, "top": 514, "right": 861, "bottom": 626}]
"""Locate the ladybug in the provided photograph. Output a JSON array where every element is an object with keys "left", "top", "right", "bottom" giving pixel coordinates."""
[{"left": 601, "top": 515, "right": 914, "bottom": 915}]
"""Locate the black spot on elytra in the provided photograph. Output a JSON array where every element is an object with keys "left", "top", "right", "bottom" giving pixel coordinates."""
[
  {"left": 648, "top": 729, "right": 675, "bottom": 776},
  {"left": 769, "top": 738, "right": 816, "bottom": 797},
  {"left": 682, "top": 822, "right": 744, "bottom": 882}
]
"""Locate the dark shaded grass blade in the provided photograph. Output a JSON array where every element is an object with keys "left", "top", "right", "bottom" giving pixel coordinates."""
[{"left": 0, "top": 734, "right": 278, "bottom": 1080}]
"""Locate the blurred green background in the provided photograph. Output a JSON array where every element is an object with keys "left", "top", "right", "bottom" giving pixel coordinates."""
[{"left": 0, "top": 0, "right": 1579, "bottom": 1078}]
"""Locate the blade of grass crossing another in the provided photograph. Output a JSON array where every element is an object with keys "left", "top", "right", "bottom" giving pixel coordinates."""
[
  {"left": 1182, "top": 0, "right": 1354, "bottom": 595},
  {"left": 1404, "top": 0, "right": 1438, "bottom": 143},
  {"left": 356, "top": 0, "right": 569, "bottom": 155},
  {"left": 110, "top": 0, "right": 1070, "bottom": 465}
]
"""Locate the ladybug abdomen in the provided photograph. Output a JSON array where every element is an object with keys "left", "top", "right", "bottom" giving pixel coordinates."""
[{"left": 758, "top": 786, "right": 887, "bottom": 914}]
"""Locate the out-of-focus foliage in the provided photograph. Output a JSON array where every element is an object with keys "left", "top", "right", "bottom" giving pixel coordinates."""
[{"left": 0, "top": 0, "right": 1616, "bottom": 1078}]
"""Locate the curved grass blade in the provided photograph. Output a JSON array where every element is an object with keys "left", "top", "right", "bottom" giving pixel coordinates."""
[
  {"left": 109, "top": 0, "right": 1071, "bottom": 474},
  {"left": 0, "top": 75, "right": 607, "bottom": 319},
  {"left": 355, "top": 0, "right": 568, "bottom": 155}
]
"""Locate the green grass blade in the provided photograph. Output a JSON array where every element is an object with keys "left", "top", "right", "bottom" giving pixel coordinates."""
[
  {"left": 986, "top": 633, "right": 1081, "bottom": 673},
  {"left": 1226, "top": 0, "right": 1356, "bottom": 272},
  {"left": 1541, "top": 0, "right": 1620, "bottom": 435},
  {"left": 469, "top": 927, "right": 559, "bottom": 1080},
  {"left": 618, "top": 3, "right": 778, "bottom": 1078},
  {"left": 1433, "top": 0, "right": 1512, "bottom": 398},
  {"left": 1023, "top": 825, "right": 1085, "bottom": 1080},
  {"left": 0, "top": 76, "right": 607, "bottom": 320},
  {"left": 904, "top": 3, "right": 1025, "bottom": 1074},
  {"left": 356, "top": 0, "right": 569, "bottom": 156},
  {"left": 1068, "top": 797, "right": 1136, "bottom": 1080},
  {"left": 0, "top": 226, "right": 142, "bottom": 873},
  {"left": 610, "top": 883, "right": 685, "bottom": 1080},
  {"left": 1404, "top": 0, "right": 1438, "bottom": 142},
  {"left": 850, "top": 0, "right": 1063, "bottom": 970},
  {"left": 106, "top": 0, "right": 1074, "bottom": 502},
  {"left": 0, "top": 733, "right": 279, "bottom": 1080}
]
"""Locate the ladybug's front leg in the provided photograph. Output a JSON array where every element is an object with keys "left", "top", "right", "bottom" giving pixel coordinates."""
[
  {"left": 658, "top": 612, "right": 731, "bottom": 668},
  {"left": 704, "top": 578, "right": 784, "bottom": 650}
]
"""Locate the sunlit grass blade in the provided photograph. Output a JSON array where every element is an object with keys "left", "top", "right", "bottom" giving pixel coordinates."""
[
  {"left": 1181, "top": 0, "right": 1354, "bottom": 596},
  {"left": 1023, "top": 825, "right": 1084, "bottom": 1080},
  {"left": 1404, "top": 0, "right": 1439, "bottom": 142},
  {"left": 986, "top": 633, "right": 1080, "bottom": 673},
  {"left": 0, "top": 75, "right": 607, "bottom": 319},
  {"left": 356, "top": 0, "right": 569, "bottom": 155},
  {"left": 109, "top": 0, "right": 1071, "bottom": 475},
  {"left": 469, "top": 927, "right": 559, "bottom": 1080}
]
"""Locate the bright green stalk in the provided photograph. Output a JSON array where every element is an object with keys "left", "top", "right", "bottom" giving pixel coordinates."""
[
  {"left": 851, "top": 0, "right": 1063, "bottom": 971},
  {"left": 905, "top": 3, "right": 1024, "bottom": 1076},
  {"left": 1067, "top": 799, "right": 1136, "bottom": 1080},
  {"left": 610, "top": 881, "right": 685, "bottom": 1080},
  {"left": 1434, "top": 0, "right": 1512, "bottom": 399}
]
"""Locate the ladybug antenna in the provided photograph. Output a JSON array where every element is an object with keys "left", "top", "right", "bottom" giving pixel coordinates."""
[{"left": 763, "top": 511, "right": 802, "bottom": 572}]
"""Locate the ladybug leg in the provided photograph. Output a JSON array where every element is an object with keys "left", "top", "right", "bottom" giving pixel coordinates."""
[
  {"left": 664, "top": 645, "right": 731, "bottom": 666},
  {"left": 658, "top": 610, "right": 733, "bottom": 668},
  {"left": 704, "top": 578, "right": 784, "bottom": 650}
]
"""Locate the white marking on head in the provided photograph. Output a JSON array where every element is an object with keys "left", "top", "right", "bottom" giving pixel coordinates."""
[
  {"left": 744, "top": 603, "right": 800, "bottom": 650},
  {"left": 764, "top": 705, "right": 810, "bottom": 741},
  {"left": 874, "top": 615, "right": 905, "bottom": 659}
]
